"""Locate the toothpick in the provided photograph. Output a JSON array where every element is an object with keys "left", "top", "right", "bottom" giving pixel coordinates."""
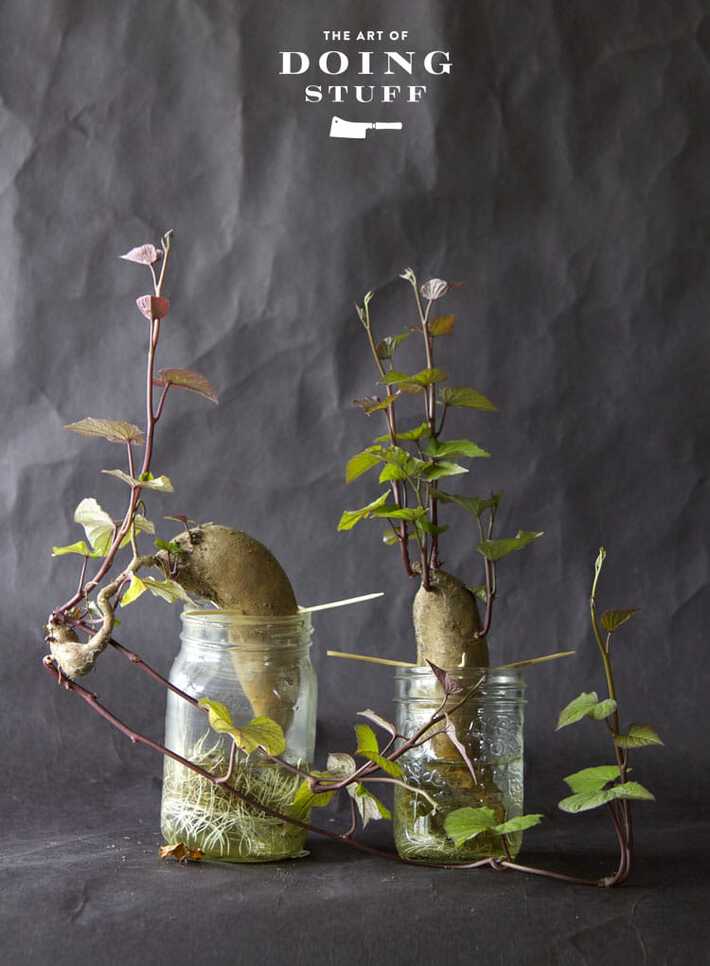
[
  {"left": 300, "top": 592, "right": 384, "bottom": 614},
  {"left": 326, "top": 650, "right": 416, "bottom": 668},
  {"left": 495, "top": 650, "right": 576, "bottom": 671}
]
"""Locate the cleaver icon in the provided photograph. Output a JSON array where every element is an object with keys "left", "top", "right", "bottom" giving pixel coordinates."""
[{"left": 329, "top": 116, "right": 403, "bottom": 139}]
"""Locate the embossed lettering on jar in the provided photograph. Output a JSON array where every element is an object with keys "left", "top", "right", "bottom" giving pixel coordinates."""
[
  {"left": 160, "top": 610, "right": 317, "bottom": 862},
  {"left": 393, "top": 667, "right": 525, "bottom": 863}
]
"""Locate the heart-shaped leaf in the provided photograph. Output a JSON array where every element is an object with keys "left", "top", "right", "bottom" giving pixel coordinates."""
[
  {"left": 120, "top": 244, "right": 160, "bottom": 265},
  {"left": 428, "top": 314, "right": 455, "bottom": 336},
  {"left": 444, "top": 806, "right": 498, "bottom": 847},
  {"left": 477, "top": 530, "right": 543, "bottom": 562},
  {"left": 614, "top": 723, "right": 663, "bottom": 748},
  {"left": 136, "top": 295, "right": 170, "bottom": 320},
  {"left": 440, "top": 387, "right": 497, "bottom": 411},
  {"left": 102, "top": 469, "right": 174, "bottom": 492},
  {"left": 65, "top": 418, "right": 145, "bottom": 445},
  {"left": 198, "top": 699, "right": 286, "bottom": 756},
  {"left": 154, "top": 368, "right": 218, "bottom": 404},
  {"left": 420, "top": 278, "right": 448, "bottom": 301},
  {"left": 426, "top": 660, "right": 464, "bottom": 695}
]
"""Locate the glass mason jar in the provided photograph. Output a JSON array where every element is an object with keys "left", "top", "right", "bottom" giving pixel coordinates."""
[
  {"left": 160, "top": 609, "right": 317, "bottom": 863},
  {"left": 393, "top": 666, "right": 525, "bottom": 863}
]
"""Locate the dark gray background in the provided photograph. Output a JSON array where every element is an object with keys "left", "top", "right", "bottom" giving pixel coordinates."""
[{"left": 1, "top": 1, "right": 708, "bottom": 963}]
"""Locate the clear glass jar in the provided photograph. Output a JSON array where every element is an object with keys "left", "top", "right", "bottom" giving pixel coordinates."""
[
  {"left": 160, "top": 609, "right": 317, "bottom": 862},
  {"left": 393, "top": 666, "right": 525, "bottom": 863}
]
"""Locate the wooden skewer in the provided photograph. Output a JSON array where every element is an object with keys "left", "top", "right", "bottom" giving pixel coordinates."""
[
  {"left": 326, "top": 649, "right": 576, "bottom": 671},
  {"left": 300, "top": 592, "right": 384, "bottom": 614}
]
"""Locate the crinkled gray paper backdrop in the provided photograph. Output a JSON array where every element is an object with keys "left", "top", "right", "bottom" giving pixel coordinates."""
[{"left": 1, "top": 0, "right": 709, "bottom": 830}]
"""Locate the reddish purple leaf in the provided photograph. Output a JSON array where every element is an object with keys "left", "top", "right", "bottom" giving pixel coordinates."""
[
  {"left": 120, "top": 244, "right": 160, "bottom": 265},
  {"left": 154, "top": 368, "right": 218, "bottom": 404},
  {"left": 136, "top": 295, "right": 170, "bottom": 320},
  {"left": 426, "top": 660, "right": 464, "bottom": 695}
]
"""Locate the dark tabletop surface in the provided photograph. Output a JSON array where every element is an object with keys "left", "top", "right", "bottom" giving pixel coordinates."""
[{"left": 2, "top": 778, "right": 704, "bottom": 966}]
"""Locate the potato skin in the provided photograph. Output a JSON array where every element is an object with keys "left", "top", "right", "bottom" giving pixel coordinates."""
[
  {"left": 171, "top": 525, "right": 298, "bottom": 615},
  {"left": 413, "top": 569, "right": 488, "bottom": 670}
]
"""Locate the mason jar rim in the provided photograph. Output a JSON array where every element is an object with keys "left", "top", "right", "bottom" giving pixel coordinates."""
[
  {"left": 181, "top": 608, "right": 312, "bottom": 630},
  {"left": 393, "top": 664, "right": 525, "bottom": 703}
]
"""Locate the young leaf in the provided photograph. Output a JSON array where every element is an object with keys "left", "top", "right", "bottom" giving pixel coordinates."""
[
  {"left": 354, "top": 723, "right": 379, "bottom": 756},
  {"left": 198, "top": 699, "right": 286, "bottom": 756},
  {"left": 614, "top": 724, "right": 663, "bottom": 749},
  {"left": 136, "top": 295, "right": 170, "bottom": 320},
  {"left": 375, "top": 422, "right": 430, "bottom": 443},
  {"left": 65, "top": 418, "right": 145, "bottom": 446},
  {"left": 601, "top": 609, "right": 638, "bottom": 633},
  {"left": 383, "top": 368, "right": 448, "bottom": 389},
  {"left": 371, "top": 506, "right": 428, "bottom": 523},
  {"left": 563, "top": 765, "right": 622, "bottom": 794},
  {"left": 588, "top": 698, "right": 617, "bottom": 721},
  {"left": 439, "top": 492, "right": 501, "bottom": 519},
  {"left": 424, "top": 438, "right": 490, "bottom": 460},
  {"left": 426, "top": 660, "right": 464, "bottom": 695},
  {"left": 493, "top": 814, "right": 543, "bottom": 836},
  {"left": 420, "top": 461, "right": 469, "bottom": 482},
  {"left": 337, "top": 492, "right": 391, "bottom": 531},
  {"left": 440, "top": 387, "right": 497, "bottom": 412},
  {"left": 74, "top": 498, "right": 118, "bottom": 555},
  {"left": 153, "top": 368, "right": 219, "bottom": 404},
  {"left": 428, "top": 314, "right": 455, "bottom": 336},
  {"left": 102, "top": 469, "right": 174, "bottom": 492},
  {"left": 345, "top": 447, "right": 383, "bottom": 483},
  {"left": 292, "top": 781, "right": 335, "bottom": 817},
  {"left": 154, "top": 537, "right": 183, "bottom": 554},
  {"left": 141, "top": 576, "right": 193, "bottom": 605},
  {"left": 325, "top": 752, "right": 358, "bottom": 780},
  {"left": 51, "top": 540, "right": 102, "bottom": 559},
  {"left": 556, "top": 691, "right": 600, "bottom": 729},
  {"left": 353, "top": 395, "right": 398, "bottom": 415},
  {"left": 354, "top": 723, "right": 402, "bottom": 776},
  {"left": 559, "top": 780, "right": 654, "bottom": 813},
  {"left": 120, "top": 244, "right": 159, "bottom": 265},
  {"left": 613, "top": 781, "right": 655, "bottom": 802},
  {"left": 444, "top": 806, "right": 498, "bottom": 847},
  {"left": 120, "top": 574, "right": 147, "bottom": 607},
  {"left": 477, "top": 530, "right": 543, "bottom": 562},
  {"left": 350, "top": 784, "right": 391, "bottom": 827},
  {"left": 376, "top": 330, "right": 412, "bottom": 359},
  {"left": 420, "top": 278, "right": 448, "bottom": 301},
  {"left": 357, "top": 709, "right": 397, "bottom": 737}
]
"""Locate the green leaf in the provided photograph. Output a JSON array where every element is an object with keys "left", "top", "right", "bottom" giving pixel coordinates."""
[
  {"left": 371, "top": 506, "right": 428, "bottom": 522},
  {"left": 556, "top": 691, "right": 599, "bottom": 729},
  {"left": 120, "top": 574, "right": 147, "bottom": 607},
  {"left": 383, "top": 368, "right": 448, "bottom": 388},
  {"left": 154, "top": 537, "right": 183, "bottom": 554},
  {"left": 439, "top": 492, "right": 501, "bottom": 518},
  {"left": 493, "top": 814, "right": 543, "bottom": 836},
  {"left": 375, "top": 422, "right": 430, "bottom": 443},
  {"left": 376, "top": 330, "right": 412, "bottom": 359},
  {"left": 64, "top": 417, "right": 145, "bottom": 445},
  {"left": 198, "top": 699, "right": 286, "bottom": 756},
  {"left": 601, "top": 609, "right": 638, "bottom": 633},
  {"left": 588, "top": 698, "right": 618, "bottom": 721},
  {"left": 614, "top": 724, "right": 663, "bottom": 749},
  {"left": 141, "top": 576, "right": 194, "bottom": 605},
  {"left": 420, "top": 461, "right": 469, "bottom": 482},
  {"left": 345, "top": 447, "right": 383, "bottom": 483},
  {"left": 444, "top": 806, "right": 498, "bottom": 847},
  {"left": 559, "top": 780, "right": 654, "bottom": 813},
  {"left": 102, "top": 469, "right": 174, "bottom": 492},
  {"left": 354, "top": 723, "right": 379, "bottom": 756},
  {"left": 440, "top": 387, "right": 497, "bottom": 412},
  {"left": 350, "top": 784, "right": 391, "bottom": 826},
  {"left": 337, "top": 492, "right": 391, "bottom": 531},
  {"left": 613, "top": 781, "right": 655, "bottom": 802},
  {"left": 51, "top": 540, "right": 102, "bottom": 558},
  {"left": 292, "top": 781, "right": 335, "bottom": 817},
  {"left": 73, "top": 498, "right": 154, "bottom": 555},
  {"left": 477, "top": 530, "right": 543, "bottom": 562},
  {"left": 354, "top": 396, "right": 398, "bottom": 415},
  {"left": 563, "top": 765, "right": 622, "bottom": 794},
  {"left": 424, "top": 438, "right": 490, "bottom": 460},
  {"left": 558, "top": 787, "right": 618, "bottom": 813},
  {"left": 428, "top": 314, "right": 455, "bottom": 336}
]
